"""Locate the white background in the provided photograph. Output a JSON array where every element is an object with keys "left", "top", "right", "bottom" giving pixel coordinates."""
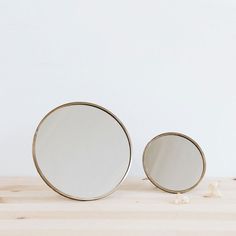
[{"left": 0, "top": 0, "right": 236, "bottom": 177}]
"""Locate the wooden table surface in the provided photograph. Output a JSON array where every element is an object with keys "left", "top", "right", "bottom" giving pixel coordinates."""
[{"left": 0, "top": 177, "right": 235, "bottom": 235}]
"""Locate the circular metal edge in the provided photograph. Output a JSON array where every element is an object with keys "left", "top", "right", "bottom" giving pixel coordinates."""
[
  {"left": 142, "top": 132, "right": 206, "bottom": 194},
  {"left": 32, "top": 101, "right": 132, "bottom": 201}
]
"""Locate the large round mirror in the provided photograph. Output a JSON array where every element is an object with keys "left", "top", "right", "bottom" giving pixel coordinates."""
[
  {"left": 143, "top": 132, "right": 206, "bottom": 193},
  {"left": 33, "top": 102, "right": 131, "bottom": 200}
]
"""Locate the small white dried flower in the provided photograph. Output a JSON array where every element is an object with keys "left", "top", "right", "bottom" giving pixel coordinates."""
[
  {"left": 171, "top": 193, "right": 190, "bottom": 204},
  {"left": 204, "top": 181, "right": 222, "bottom": 198}
]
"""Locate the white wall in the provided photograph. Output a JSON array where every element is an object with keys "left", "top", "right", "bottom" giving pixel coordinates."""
[{"left": 0, "top": 0, "right": 236, "bottom": 177}]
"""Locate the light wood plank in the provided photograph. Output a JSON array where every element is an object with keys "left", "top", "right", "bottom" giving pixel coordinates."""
[{"left": 0, "top": 177, "right": 235, "bottom": 235}]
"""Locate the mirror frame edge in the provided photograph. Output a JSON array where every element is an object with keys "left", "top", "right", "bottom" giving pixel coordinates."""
[
  {"left": 32, "top": 101, "right": 132, "bottom": 201},
  {"left": 142, "top": 131, "right": 206, "bottom": 194}
]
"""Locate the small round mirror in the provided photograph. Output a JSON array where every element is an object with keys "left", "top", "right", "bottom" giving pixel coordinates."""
[
  {"left": 143, "top": 132, "right": 206, "bottom": 193},
  {"left": 33, "top": 102, "right": 131, "bottom": 200}
]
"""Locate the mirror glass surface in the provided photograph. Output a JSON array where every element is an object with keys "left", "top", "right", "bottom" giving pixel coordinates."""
[
  {"left": 33, "top": 102, "right": 131, "bottom": 200},
  {"left": 143, "top": 133, "right": 205, "bottom": 193}
]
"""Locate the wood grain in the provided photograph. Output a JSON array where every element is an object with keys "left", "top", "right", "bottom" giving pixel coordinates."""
[{"left": 0, "top": 177, "right": 235, "bottom": 235}]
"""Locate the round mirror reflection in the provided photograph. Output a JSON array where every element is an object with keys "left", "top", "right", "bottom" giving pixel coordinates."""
[
  {"left": 33, "top": 102, "right": 132, "bottom": 200},
  {"left": 143, "top": 132, "right": 206, "bottom": 193}
]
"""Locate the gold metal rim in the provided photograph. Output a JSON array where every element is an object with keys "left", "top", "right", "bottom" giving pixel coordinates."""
[
  {"left": 142, "top": 132, "right": 206, "bottom": 194},
  {"left": 32, "top": 101, "right": 132, "bottom": 201}
]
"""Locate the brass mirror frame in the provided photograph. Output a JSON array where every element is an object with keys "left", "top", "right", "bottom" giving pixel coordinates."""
[
  {"left": 32, "top": 102, "right": 132, "bottom": 201},
  {"left": 142, "top": 132, "right": 206, "bottom": 194}
]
